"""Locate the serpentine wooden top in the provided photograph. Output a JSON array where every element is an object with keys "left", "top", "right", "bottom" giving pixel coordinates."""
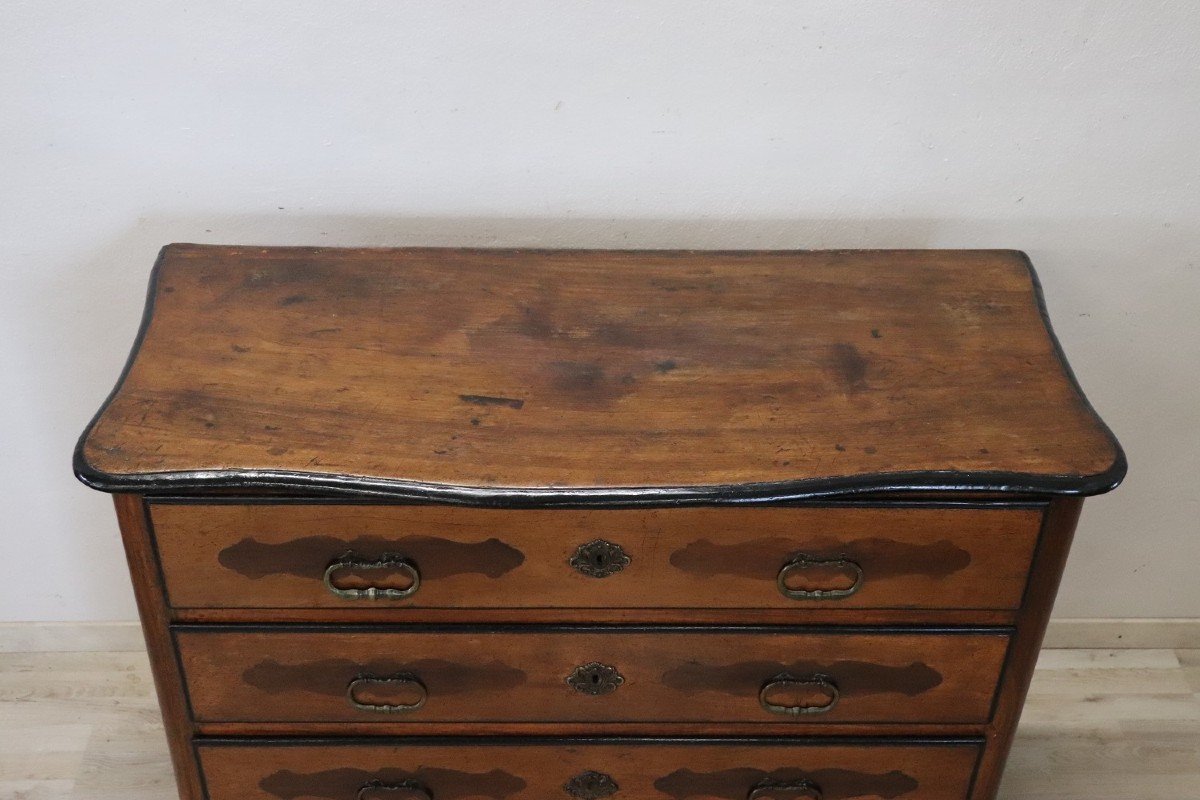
[{"left": 75, "top": 245, "right": 1124, "bottom": 504}]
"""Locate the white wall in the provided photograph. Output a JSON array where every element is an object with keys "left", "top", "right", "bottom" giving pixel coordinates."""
[{"left": 2, "top": 1, "right": 1196, "bottom": 622}]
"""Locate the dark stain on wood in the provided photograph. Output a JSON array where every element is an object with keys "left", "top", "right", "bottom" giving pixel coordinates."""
[
  {"left": 459, "top": 394, "right": 525, "bottom": 410},
  {"left": 669, "top": 537, "right": 971, "bottom": 580},
  {"left": 660, "top": 660, "right": 943, "bottom": 698},
  {"left": 217, "top": 535, "right": 525, "bottom": 580},
  {"left": 549, "top": 361, "right": 609, "bottom": 396},
  {"left": 259, "top": 767, "right": 526, "bottom": 800},
  {"left": 827, "top": 343, "right": 869, "bottom": 393},
  {"left": 654, "top": 767, "right": 918, "bottom": 800},
  {"left": 513, "top": 303, "right": 556, "bottom": 339},
  {"left": 237, "top": 259, "right": 376, "bottom": 301},
  {"left": 242, "top": 658, "right": 527, "bottom": 697},
  {"left": 461, "top": 287, "right": 792, "bottom": 411}
]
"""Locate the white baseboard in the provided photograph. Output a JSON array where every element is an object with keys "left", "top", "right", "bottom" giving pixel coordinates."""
[
  {"left": 0, "top": 622, "right": 145, "bottom": 653},
  {"left": 1042, "top": 618, "right": 1200, "bottom": 649},
  {"left": 1, "top": 618, "right": 1198, "bottom": 653}
]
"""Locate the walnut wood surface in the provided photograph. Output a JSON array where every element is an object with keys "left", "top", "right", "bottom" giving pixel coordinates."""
[
  {"left": 969, "top": 496, "right": 1082, "bottom": 800},
  {"left": 151, "top": 502, "right": 1042, "bottom": 612},
  {"left": 175, "top": 628, "right": 1009, "bottom": 725},
  {"left": 111, "top": 495, "right": 204, "bottom": 800},
  {"left": 197, "top": 740, "right": 981, "bottom": 800},
  {"left": 77, "top": 245, "right": 1123, "bottom": 504}
]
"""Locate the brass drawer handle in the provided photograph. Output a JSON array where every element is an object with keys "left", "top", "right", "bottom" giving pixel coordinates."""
[
  {"left": 347, "top": 674, "right": 427, "bottom": 713},
  {"left": 323, "top": 552, "right": 420, "bottom": 600},
  {"left": 747, "top": 779, "right": 822, "bottom": 800},
  {"left": 776, "top": 555, "right": 863, "bottom": 600},
  {"left": 358, "top": 779, "right": 432, "bottom": 800},
  {"left": 759, "top": 673, "right": 839, "bottom": 716}
]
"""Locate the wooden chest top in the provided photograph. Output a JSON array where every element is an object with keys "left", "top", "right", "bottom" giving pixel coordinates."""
[{"left": 75, "top": 245, "right": 1123, "bottom": 504}]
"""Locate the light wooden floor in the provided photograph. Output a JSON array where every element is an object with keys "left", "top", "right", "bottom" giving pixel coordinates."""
[{"left": 1, "top": 648, "right": 1198, "bottom": 799}]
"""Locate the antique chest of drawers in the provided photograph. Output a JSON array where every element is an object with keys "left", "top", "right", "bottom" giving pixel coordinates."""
[{"left": 76, "top": 246, "right": 1124, "bottom": 800}]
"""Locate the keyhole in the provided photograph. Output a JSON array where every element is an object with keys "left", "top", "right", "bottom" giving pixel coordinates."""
[
  {"left": 570, "top": 540, "right": 629, "bottom": 578},
  {"left": 591, "top": 672, "right": 601, "bottom": 685}
]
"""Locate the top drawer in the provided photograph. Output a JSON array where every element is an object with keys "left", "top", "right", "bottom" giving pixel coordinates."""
[{"left": 150, "top": 502, "right": 1042, "bottom": 612}]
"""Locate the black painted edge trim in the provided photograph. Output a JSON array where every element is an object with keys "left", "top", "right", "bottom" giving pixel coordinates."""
[
  {"left": 964, "top": 740, "right": 989, "bottom": 800},
  {"left": 73, "top": 247, "right": 1126, "bottom": 506},
  {"left": 194, "top": 734, "right": 985, "bottom": 747},
  {"left": 171, "top": 623, "right": 1014, "bottom": 636},
  {"left": 142, "top": 494, "right": 1049, "bottom": 510},
  {"left": 985, "top": 630, "right": 1017, "bottom": 726}
]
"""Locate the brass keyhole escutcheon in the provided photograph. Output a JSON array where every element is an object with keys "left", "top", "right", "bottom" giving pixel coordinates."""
[
  {"left": 569, "top": 540, "right": 630, "bottom": 578},
  {"left": 567, "top": 662, "right": 625, "bottom": 695},
  {"left": 563, "top": 770, "right": 619, "bottom": 799}
]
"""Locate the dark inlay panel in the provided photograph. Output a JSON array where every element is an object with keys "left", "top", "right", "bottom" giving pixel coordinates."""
[
  {"left": 198, "top": 741, "right": 980, "bottom": 800},
  {"left": 151, "top": 503, "right": 1042, "bottom": 612},
  {"left": 654, "top": 767, "right": 917, "bottom": 800},
  {"left": 660, "top": 660, "right": 944, "bottom": 698},
  {"left": 259, "top": 767, "right": 526, "bottom": 800},
  {"left": 671, "top": 538, "right": 971, "bottom": 580},
  {"left": 175, "top": 628, "right": 1009, "bottom": 724},
  {"left": 218, "top": 535, "right": 526, "bottom": 581},
  {"left": 243, "top": 658, "right": 528, "bottom": 698}
]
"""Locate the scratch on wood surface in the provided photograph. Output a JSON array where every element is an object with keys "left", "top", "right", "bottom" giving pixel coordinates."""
[{"left": 459, "top": 394, "right": 525, "bottom": 410}]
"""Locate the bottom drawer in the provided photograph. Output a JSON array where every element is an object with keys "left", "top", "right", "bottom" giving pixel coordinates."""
[{"left": 198, "top": 739, "right": 981, "bottom": 800}]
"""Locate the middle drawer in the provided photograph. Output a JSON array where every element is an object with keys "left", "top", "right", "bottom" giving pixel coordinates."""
[{"left": 175, "top": 627, "right": 1009, "bottom": 725}]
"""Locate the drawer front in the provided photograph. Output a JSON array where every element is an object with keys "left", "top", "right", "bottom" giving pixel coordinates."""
[
  {"left": 176, "top": 628, "right": 1009, "bottom": 724},
  {"left": 198, "top": 740, "right": 981, "bottom": 800},
  {"left": 151, "top": 503, "right": 1042, "bottom": 610}
]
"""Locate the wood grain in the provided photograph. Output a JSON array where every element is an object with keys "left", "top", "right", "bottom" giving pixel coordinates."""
[
  {"left": 174, "top": 628, "right": 1009, "bottom": 725},
  {"left": 150, "top": 502, "right": 1043, "bottom": 612},
  {"left": 110, "top": 495, "right": 204, "bottom": 800},
  {"left": 196, "top": 740, "right": 981, "bottom": 800},
  {"left": 76, "top": 246, "right": 1124, "bottom": 503},
  {"left": 969, "top": 497, "right": 1081, "bottom": 800}
]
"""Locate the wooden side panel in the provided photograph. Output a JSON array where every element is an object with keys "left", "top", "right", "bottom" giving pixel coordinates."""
[
  {"left": 198, "top": 740, "right": 982, "bottom": 800},
  {"left": 151, "top": 503, "right": 1043, "bottom": 612},
  {"left": 175, "top": 628, "right": 1010, "bottom": 725},
  {"left": 970, "top": 497, "right": 1083, "bottom": 800},
  {"left": 111, "top": 494, "right": 204, "bottom": 800}
]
